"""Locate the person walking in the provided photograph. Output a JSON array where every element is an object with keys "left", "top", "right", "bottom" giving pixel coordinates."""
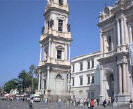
[
  {"left": 103, "top": 99, "right": 107, "bottom": 108},
  {"left": 129, "top": 99, "right": 132, "bottom": 109},
  {"left": 28, "top": 98, "right": 33, "bottom": 109},
  {"left": 111, "top": 97, "right": 114, "bottom": 107},
  {"left": 90, "top": 99, "right": 94, "bottom": 109},
  {"left": 45, "top": 98, "right": 48, "bottom": 104},
  {"left": 87, "top": 98, "right": 90, "bottom": 109},
  {"left": 58, "top": 98, "right": 62, "bottom": 108},
  {"left": 96, "top": 99, "right": 99, "bottom": 106}
]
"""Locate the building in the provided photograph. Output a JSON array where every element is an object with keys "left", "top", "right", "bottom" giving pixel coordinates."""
[
  {"left": 37, "top": 0, "right": 133, "bottom": 104},
  {"left": 70, "top": 52, "right": 101, "bottom": 100},
  {"left": 98, "top": 0, "right": 133, "bottom": 103},
  {"left": 37, "top": 0, "right": 72, "bottom": 100}
]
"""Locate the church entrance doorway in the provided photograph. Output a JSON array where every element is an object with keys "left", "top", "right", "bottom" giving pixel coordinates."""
[{"left": 107, "top": 73, "right": 114, "bottom": 98}]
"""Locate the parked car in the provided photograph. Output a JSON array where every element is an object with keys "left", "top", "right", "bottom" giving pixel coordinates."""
[{"left": 33, "top": 96, "right": 41, "bottom": 102}]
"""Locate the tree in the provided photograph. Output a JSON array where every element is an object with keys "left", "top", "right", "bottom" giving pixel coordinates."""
[
  {"left": 4, "top": 79, "right": 18, "bottom": 93},
  {"left": 18, "top": 70, "right": 31, "bottom": 93},
  {"left": 29, "top": 65, "right": 36, "bottom": 93},
  {"left": 3, "top": 64, "right": 38, "bottom": 94}
]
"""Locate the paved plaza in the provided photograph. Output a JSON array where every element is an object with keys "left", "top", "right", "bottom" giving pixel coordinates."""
[{"left": 0, "top": 100, "right": 132, "bottom": 109}]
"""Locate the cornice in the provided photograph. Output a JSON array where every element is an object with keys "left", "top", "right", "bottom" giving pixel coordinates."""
[{"left": 44, "top": 7, "right": 69, "bottom": 17}]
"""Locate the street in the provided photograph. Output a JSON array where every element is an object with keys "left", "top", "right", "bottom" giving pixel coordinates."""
[{"left": 0, "top": 100, "right": 131, "bottom": 109}]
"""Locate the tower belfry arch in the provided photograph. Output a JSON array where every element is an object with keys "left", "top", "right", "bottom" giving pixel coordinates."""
[{"left": 37, "top": 0, "right": 72, "bottom": 100}]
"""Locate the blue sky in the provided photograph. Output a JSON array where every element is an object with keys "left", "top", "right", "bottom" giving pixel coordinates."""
[{"left": 0, "top": 0, "right": 115, "bottom": 86}]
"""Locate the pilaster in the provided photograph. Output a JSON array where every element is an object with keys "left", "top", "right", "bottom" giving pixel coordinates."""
[{"left": 117, "top": 19, "right": 120, "bottom": 46}]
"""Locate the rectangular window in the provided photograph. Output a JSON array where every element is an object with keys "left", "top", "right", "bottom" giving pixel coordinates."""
[
  {"left": 80, "top": 62, "right": 83, "bottom": 71},
  {"left": 88, "top": 61, "right": 90, "bottom": 69},
  {"left": 58, "top": 19, "right": 63, "bottom": 32},
  {"left": 108, "top": 36, "right": 112, "bottom": 51},
  {"left": 91, "top": 59, "right": 94, "bottom": 68},
  {"left": 87, "top": 75, "right": 90, "bottom": 84},
  {"left": 59, "top": 0, "right": 63, "bottom": 5},
  {"left": 72, "top": 77, "right": 74, "bottom": 86},
  {"left": 80, "top": 76, "right": 83, "bottom": 85},
  {"left": 57, "top": 50, "right": 62, "bottom": 59},
  {"left": 91, "top": 75, "right": 94, "bottom": 84}
]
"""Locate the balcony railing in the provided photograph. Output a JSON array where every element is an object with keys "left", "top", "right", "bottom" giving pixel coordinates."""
[
  {"left": 40, "top": 29, "right": 72, "bottom": 41},
  {"left": 101, "top": 44, "right": 128, "bottom": 59},
  {"left": 38, "top": 57, "right": 70, "bottom": 67}
]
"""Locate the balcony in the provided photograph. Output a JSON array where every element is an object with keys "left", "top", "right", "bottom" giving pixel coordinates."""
[
  {"left": 100, "top": 45, "right": 128, "bottom": 61},
  {"left": 45, "top": 3, "right": 69, "bottom": 12},
  {"left": 38, "top": 57, "right": 71, "bottom": 67},
  {"left": 40, "top": 29, "right": 72, "bottom": 42}
]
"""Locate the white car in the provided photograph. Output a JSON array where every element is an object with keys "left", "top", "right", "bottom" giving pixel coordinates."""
[{"left": 33, "top": 96, "right": 41, "bottom": 102}]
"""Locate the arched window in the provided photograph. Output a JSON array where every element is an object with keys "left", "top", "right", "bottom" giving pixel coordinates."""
[{"left": 56, "top": 74, "right": 62, "bottom": 79}]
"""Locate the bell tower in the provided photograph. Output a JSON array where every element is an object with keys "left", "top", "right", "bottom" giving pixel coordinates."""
[{"left": 38, "top": 0, "right": 72, "bottom": 100}]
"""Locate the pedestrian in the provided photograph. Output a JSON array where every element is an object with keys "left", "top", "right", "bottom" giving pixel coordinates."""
[
  {"left": 28, "top": 98, "right": 33, "bottom": 109},
  {"left": 90, "top": 99, "right": 94, "bottom": 109},
  {"left": 129, "top": 99, "right": 132, "bottom": 109},
  {"left": 80, "top": 98, "right": 84, "bottom": 106},
  {"left": 111, "top": 97, "right": 114, "bottom": 107},
  {"left": 87, "top": 98, "right": 90, "bottom": 108},
  {"left": 58, "top": 98, "right": 62, "bottom": 108},
  {"left": 103, "top": 99, "right": 107, "bottom": 108},
  {"left": 45, "top": 98, "right": 48, "bottom": 104},
  {"left": 96, "top": 98, "right": 99, "bottom": 106}
]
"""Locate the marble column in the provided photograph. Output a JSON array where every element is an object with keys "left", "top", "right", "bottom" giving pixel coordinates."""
[
  {"left": 48, "top": 39, "right": 51, "bottom": 58},
  {"left": 129, "top": 24, "right": 133, "bottom": 43},
  {"left": 42, "top": 46, "right": 45, "bottom": 61},
  {"left": 122, "top": 63, "right": 128, "bottom": 94},
  {"left": 100, "top": 33, "right": 104, "bottom": 54},
  {"left": 117, "top": 19, "right": 120, "bottom": 46},
  {"left": 118, "top": 64, "right": 122, "bottom": 94},
  {"left": 42, "top": 73, "right": 44, "bottom": 91},
  {"left": 38, "top": 73, "right": 41, "bottom": 91},
  {"left": 114, "top": 63, "right": 119, "bottom": 96},
  {"left": 102, "top": 36, "right": 105, "bottom": 56},
  {"left": 65, "top": 43, "right": 67, "bottom": 60},
  {"left": 47, "top": 67, "right": 50, "bottom": 90},
  {"left": 40, "top": 45, "right": 42, "bottom": 62},
  {"left": 121, "top": 18, "right": 125, "bottom": 44},
  {"left": 69, "top": 44, "right": 71, "bottom": 61},
  {"left": 124, "top": 19, "right": 128, "bottom": 44},
  {"left": 130, "top": 74, "right": 133, "bottom": 98},
  {"left": 99, "top": 65, "right": 104, "bottom": 102},
  {"left": 40, "top": 73, "right": 43, "bottom": 91}
]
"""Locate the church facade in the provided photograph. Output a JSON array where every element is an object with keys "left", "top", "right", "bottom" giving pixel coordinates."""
[
  {"left": 37, "top": 0, "right": 72, "bottom": 100},
  {"left": 98, "top": 0, "right": 133, "bottom": 103},
  {"left": 70, "top": 0, "right": 133, "bottom": 103}
]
